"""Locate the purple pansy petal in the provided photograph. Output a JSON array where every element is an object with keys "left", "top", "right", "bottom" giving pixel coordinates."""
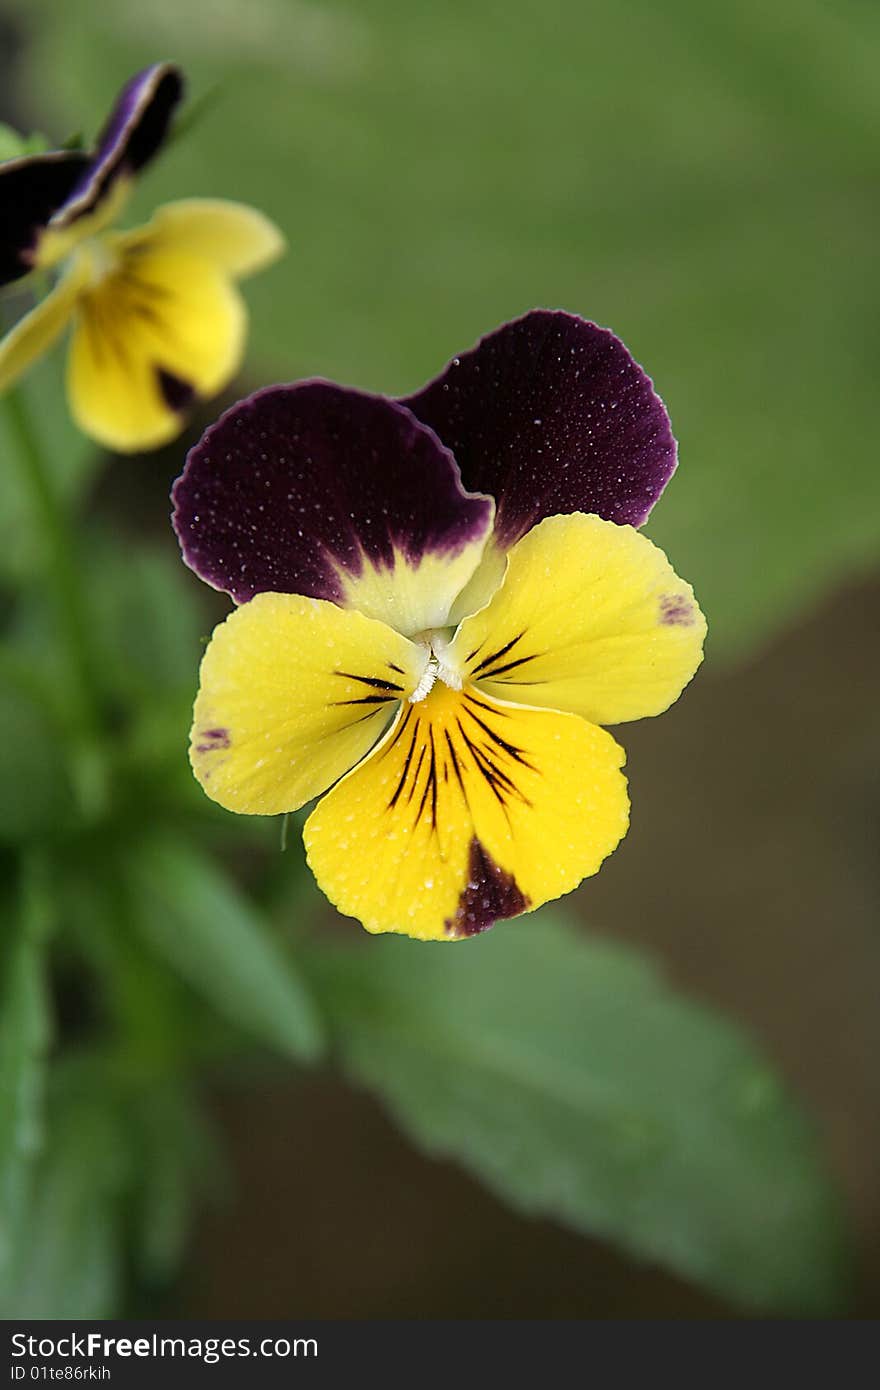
[
  {"left": 172, "top": 381, "right": 494, "bottom": 611},
  {"left": 0, "top": 64, "right": 182, "bottom": 287},
  {"left": 0, "top": 151, "right": 90, "bottom": 286},
  {"left": 402, "top": 309, "right": 677, "bottom": 546},
  {"left": 53, "top": 63, "right": 184, "bottom": 229}
]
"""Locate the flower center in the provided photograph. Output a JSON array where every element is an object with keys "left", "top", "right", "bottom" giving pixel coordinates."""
[
  {"left": 75, "top": 235, "right": 123, "bottom": 290},
  {"left": 409, "top": 631, "right": 462, "bottom": 704}
]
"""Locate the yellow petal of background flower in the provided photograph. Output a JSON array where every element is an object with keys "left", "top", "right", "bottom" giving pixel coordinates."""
[
  {"left": 0, "top": 260, "right": 88, "bottom": 392},
  {"left": 34, "top": 176, "right": 132, "bottom": 273},
  {"left": 450, "top": 513, "right": 706, "bottom": 726},
  {"left": 304, "top": 682, "right": 629, "bottom": 941},
  {"left": 67, "top": 246, "right": 246, "bottom": 451},
  {"left": 124, "top": 198, "right": 286, "bottom": 278},
  {"left": 191, "top": 592, "right": 428, "bottom": 816}
]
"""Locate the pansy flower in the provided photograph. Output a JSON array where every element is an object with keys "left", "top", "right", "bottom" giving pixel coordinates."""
[
  {"left": 0, "top": 63, "right": 284, "bottom": 451},
  {"left": 172, "top": 311, "right": 706, "bottom": 941}
]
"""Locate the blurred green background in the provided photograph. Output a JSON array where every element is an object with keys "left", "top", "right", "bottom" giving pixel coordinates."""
[{"left": 0, "top": 0, "right": 878, "bottom": 1318}]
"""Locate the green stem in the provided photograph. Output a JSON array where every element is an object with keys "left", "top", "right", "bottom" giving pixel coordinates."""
[
  {"left": 3, "top": 384, "right": 107, "bottom": 817},
  {"left": 3, "top": 385, "right": 97, "bottom": 729}
]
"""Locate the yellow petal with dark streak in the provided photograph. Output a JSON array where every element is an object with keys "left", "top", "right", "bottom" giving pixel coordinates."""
[
  {"left": 305, "top": 682, "right": 628, "bottom": 941},
  {"left": 190, "top": 592, "right": 427, "bottom": 816},
  {"left": 450, "top": 513, "right": 706, "bottom": 725}
]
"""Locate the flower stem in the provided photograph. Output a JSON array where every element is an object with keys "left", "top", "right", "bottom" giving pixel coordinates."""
[{"left": 3, "top": 384, "right": 105, "bottom": 781}]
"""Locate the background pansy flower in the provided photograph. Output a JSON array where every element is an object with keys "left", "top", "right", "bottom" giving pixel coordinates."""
[
  {"left": 172, "top": 310, "right": 706, "bottom": 941},
  {"left": 0, "top": 63, "right": 284, "bottom": 452}
]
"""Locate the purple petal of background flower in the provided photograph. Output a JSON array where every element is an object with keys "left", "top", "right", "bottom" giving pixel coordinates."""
[
  {"left": 53, "top": 62, "right": 184, "bottom": 229},
  {"left": 0, "top": 151, "right": 89, "bottom": 286},
  {"left": 402, "top": 309, "right": 677, "bottom": 546},
  {"left": 172, "top": 382, "right": 494, "bottom": 605},
  {"left": 0, "top": 64, "right": 182, "bottom": 287}
]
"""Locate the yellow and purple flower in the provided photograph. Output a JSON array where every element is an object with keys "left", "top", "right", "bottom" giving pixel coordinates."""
[
  {"left": 173, "top": 311, "right": 706, "bottom": 941},
  {"left": 0, "top": 64, "right": 283, "bottom": 451}
]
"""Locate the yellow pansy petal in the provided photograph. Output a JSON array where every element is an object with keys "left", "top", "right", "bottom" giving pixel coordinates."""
[
  {"left": 67, "top": 246, "right": 246, "bottom": 452},
  {"left": 334, "top": 536, "right": 495, "bottom": 637},
  {"left": 115, "top": 246, "right": 247, "bottom": 394},
  {"left": 0, "top": 261, "right": 87, "bottom": 392},
  {"left": 191, "top": 592, "right": 427, "bottom": 816},
  {"left": 450, "top": 513, "right": 706, "bottom": 726},
  {"left": 446, "top": 535, "right": 508, "bottom": 626},
  {"left": 123, "top": 198, "right": 285, "bottom": 278},
  {"left": 304, "top": 682, "right": 629, "bottom": 941},
  {"left": 35, "top": 177, "right": 132, "bottom": 273}
]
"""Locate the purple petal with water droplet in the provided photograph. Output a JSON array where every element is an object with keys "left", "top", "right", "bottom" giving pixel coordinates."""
[
  {"left": 171, "top": 381, "right": 493, "bottom": 606},
  {"left": 402, "top": 309, "right": 677, "bottom": 545}
]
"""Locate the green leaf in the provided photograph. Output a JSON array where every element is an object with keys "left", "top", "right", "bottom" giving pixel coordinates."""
[
  {"left": 309, "top": 913, "right": 850, "bottom": 1314},
  {"left": 62, "top": 859, "right": 226, "bottom": 1072},
  {"left": 0, "top": 123, "right": 25, "bottom": 161},
  {"left": 0, "top": 355, "right": 100, "bottom": 583},
  {"left": 128, "top": 1083, "right": 221, "bottom": 1286},
  {"left": 0, "top": 860, "right": 51, "bottom": 1292},
  {"left": 0, "top": 124, "right": 51, "bottom": 160},
  {"left": 0, "top": 1070, "right": 129, "bottom": 1319},
  {"left": 124, "top": 835, "right": 324, "bottom": 1061},
  {"left": 0, "top": 656, "right": 75, "bottom": 843},
  {"left": 0, "top": 356, "right": 99, "bottom": 584},
  {"left": 84, "top": 533, "right": 207, "bottom": 701}
]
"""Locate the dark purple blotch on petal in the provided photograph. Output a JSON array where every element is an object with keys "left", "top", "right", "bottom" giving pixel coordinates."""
[
  {"left": 403, "top": 309, "right": 677, "bottom": 546},
  {"left": 171, "top": 382, "right": 494, "bottom": 605},
  {"left": 446, "top": 837, "right": 530, "bottom": 938},
  {"left": 659, "top": 594, "right": 695, "bottom": 627},
  {"left": 0, "top": 151, "right": 90, "bottom": 286},
  {"left": 157, "top": 366, "right": 196, "bottom": 414},
  {"left": 55, "top": 63, "right": 184, "bottom": 228},
  {"left": 194, "top": 726, "right": 231, "bottom": 754}
]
